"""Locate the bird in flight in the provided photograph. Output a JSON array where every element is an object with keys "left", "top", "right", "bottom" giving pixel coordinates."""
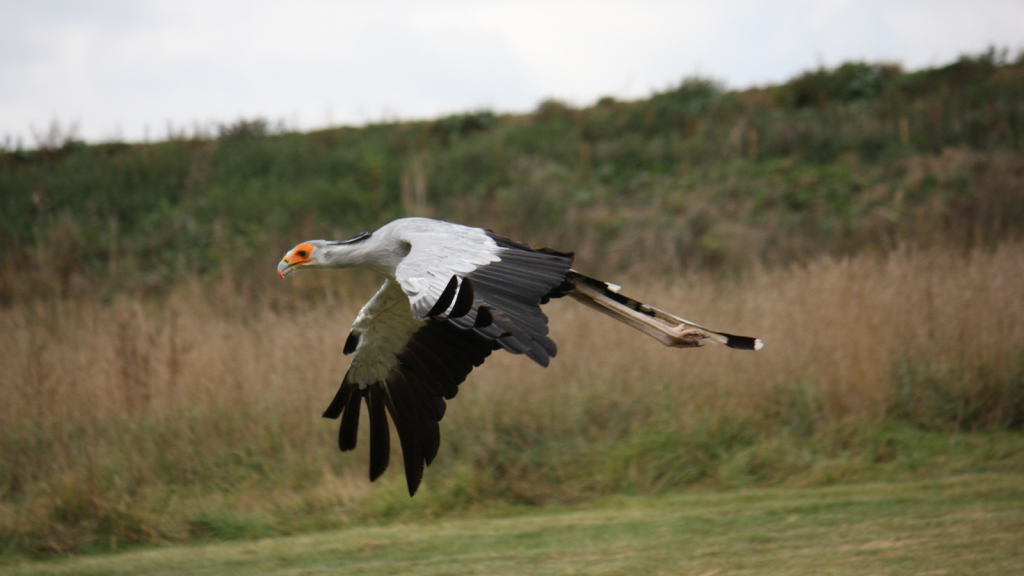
[{"left": 278, "top": 217, "right": 762, "bottom": 496}]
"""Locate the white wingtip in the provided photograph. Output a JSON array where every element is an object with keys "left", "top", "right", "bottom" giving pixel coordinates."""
[
  {"left": 754, "top": 339, "right": 764, "bottom": 351},
  {"left": 606, "top": 282, "right": 622, "bottom": 293}
]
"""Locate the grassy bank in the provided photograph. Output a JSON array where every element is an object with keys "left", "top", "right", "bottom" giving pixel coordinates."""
[
  {"left": 4, "top": 473, "right": 1023, "bottom": 575},
  {"left": 2, "top": 241, "right": 1022, "bottom": 555}
]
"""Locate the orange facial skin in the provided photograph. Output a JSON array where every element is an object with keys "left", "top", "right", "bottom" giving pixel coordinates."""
[{"left": 278, "top": 243, "right": 315, "bottom": 279}]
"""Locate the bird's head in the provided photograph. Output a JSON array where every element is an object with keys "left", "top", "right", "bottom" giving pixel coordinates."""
[
  {"left": 278, "top": 240, "right": 327, "bottom": 278},
  {"left": 278, "top": 232, "right": 375, "bottom": 278}
]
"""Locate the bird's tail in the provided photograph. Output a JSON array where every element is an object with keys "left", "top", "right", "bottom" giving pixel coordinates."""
[{"left": 557, "top": 271, "right": 763, "bottom": 351}]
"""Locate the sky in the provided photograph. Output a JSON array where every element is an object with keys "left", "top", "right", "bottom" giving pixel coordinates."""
[{"left": 1, "top": 0, "right": 1022, "bottom": 145}]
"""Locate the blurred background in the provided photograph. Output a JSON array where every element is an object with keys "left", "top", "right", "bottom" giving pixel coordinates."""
[{"left": 1, "top": 0, "right": 1023, "bottom": 558}]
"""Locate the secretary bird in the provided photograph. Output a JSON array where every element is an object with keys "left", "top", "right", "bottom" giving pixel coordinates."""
[{"left": 278, "top": 217, "right": 762, "bottom": 495}]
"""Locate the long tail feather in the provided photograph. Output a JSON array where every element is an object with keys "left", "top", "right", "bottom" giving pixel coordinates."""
[{"left": 565, "top": 271, "right": 763, "bottom": 351}]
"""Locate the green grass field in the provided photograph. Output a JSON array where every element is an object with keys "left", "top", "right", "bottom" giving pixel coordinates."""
[{"left": 4, "top": 473, "right": 1022, "bottom": 575}]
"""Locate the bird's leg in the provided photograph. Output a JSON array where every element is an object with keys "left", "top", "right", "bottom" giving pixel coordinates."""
[
  {"left": 568, "top": 283, "right": 709, "bottom": 348},
  {"left": 666, "top": 325, "right": 708, "bottom": 348}
]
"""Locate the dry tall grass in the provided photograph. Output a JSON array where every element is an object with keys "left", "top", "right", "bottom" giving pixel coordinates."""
[{"left": 2, "top": 242, "right": 1023, "bottom": 553}]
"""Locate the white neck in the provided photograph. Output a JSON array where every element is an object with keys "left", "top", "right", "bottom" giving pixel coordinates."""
[{"left": 319, "top": 230, "right": 408, "bottom": 278}]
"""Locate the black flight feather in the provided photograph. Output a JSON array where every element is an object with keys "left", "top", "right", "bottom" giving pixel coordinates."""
[
  {"left": 383, "top": 374, "right": 426, "bottom": 496},
  {"left": 367, "top": 386, "right": 390, "bottom": 481},
  {"left": 448, "top": 277, "right": 475, "bottom": 318},
  {"left": 338, "top": 387, "right": 363, "bottom": 451},
  {"left": 321, "top": 383, "right": 351, "bottom": 420},
  {"left": 427, "top": 275, "right": 459, "bottom": 318},
  {"left": 474, "top": 306, "right": 493, "bottom": 328},
  {"left": 343, "top": 331, "right": 359, "bottom": 355}
]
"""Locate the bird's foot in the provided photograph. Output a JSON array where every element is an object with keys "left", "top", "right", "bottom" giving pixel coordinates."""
[{"left": 667, "top": 326, "right": 708, "bottom": 348}]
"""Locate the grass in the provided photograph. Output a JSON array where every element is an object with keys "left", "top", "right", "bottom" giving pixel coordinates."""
[
  {"left": 2, "top": 240, "right": 1022, "bottom": 555},
  {"left": 3, "top": 472, "right": 1022, "bottom": 575}
]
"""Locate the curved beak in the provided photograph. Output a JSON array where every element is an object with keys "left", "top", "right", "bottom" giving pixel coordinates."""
[{"left": 278, "top": 259, "right": 298, "bottom": 279}]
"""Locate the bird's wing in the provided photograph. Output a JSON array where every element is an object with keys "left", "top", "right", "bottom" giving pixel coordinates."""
[
  {"left": 323, "top": 279, "right": 498, "bottom": 496},
  {"left": 323, "top": 221, "right": 574, "bottom": 496},
  {"left": 393, "top": 219, "right": 575, "bottom": 366}
]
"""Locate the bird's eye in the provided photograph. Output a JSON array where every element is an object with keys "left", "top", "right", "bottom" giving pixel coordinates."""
[{"left": 297, "top": 250, "right": 308, "bottom": 258}]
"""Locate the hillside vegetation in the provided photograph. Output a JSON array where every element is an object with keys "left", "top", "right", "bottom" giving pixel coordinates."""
[{"left": 2, "top": 50, "right": 1023, "bottom": 302}]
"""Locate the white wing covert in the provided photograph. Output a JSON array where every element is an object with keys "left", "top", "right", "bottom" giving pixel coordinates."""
[{"left": 394, "top": 219, "right": 575, "bottom": 366}]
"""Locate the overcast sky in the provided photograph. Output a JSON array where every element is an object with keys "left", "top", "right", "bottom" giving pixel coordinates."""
[{"left": 2, "top": 0, "right": 1022, "bottom": 145}]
